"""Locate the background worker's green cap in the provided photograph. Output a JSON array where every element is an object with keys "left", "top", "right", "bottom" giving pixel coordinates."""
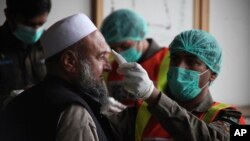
[{"left": 100, "top": 9, "right": 148, "bottom": 44}]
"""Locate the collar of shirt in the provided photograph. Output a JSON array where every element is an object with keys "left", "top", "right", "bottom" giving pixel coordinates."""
[
  {"left": 138, "top": 38, "right": 162, "bottom": 62},
  {"left": 191, "top": 92, "right": 214, "bottom": 113}
]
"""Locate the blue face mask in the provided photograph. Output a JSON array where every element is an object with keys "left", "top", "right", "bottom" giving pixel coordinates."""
[
  {"left": 167, "top": 67, "right": 209, "bottom": 101},
  {"left": 119, "top": 48, "right": 142, "bottom": 62},
  {"left": 14, "top": 24, "right": 44, "bottom": 44}
]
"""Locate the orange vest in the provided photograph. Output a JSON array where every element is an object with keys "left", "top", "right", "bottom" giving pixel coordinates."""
[{"left": 138, "top": 102, "right": 246, "bottom": 141}]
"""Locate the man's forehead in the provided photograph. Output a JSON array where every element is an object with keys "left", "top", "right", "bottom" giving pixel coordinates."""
[
  {"left": 83, "top": 32, "right": 111, "bottom": 54},
  {"left": 172, "top": 51, "right": 197, "bottom": 57},
  {"left": 96, "top": 31, "right": 111, "bottom": 53},
  {"left": 109, "top": 41, "right": 134, "bottom": 47},
  {"left": 16, "top": 13, "right": 49, "bottom": 26},
  {"left": 98, "top": 44, "right": 111, "bottom": 54}
]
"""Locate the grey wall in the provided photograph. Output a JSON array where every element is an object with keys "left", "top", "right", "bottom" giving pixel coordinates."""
[
  {"left": 44, "top": 0, "right": 91, "bottom": 29},
  {"left": 210, "top": 0, "right": 250, "bottom": 106},
  {"left": 0, "top": 0, "right": 5, "bottom": 25}
]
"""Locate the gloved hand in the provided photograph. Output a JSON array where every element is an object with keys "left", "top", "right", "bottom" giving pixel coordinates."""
[
  {"left": 100, "top": 97, "right": 127, "bottom": 116},
  {"left": 117, "top": 62, "right": 155, "bottom": 100}
]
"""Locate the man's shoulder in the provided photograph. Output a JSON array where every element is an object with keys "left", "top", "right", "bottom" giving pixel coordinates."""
[
  {"left": 63, "top": 105, "right": 92, "bottom": 118},
  {"left": 56, "top": 105, "right": 99, "bottom": 141},
  {"left": 60, "top": 105, "right": 96, "bottom": 127}
]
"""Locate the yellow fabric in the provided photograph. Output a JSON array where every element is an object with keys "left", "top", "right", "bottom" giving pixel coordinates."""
[
  {"left": 135, "top": 102, "right": 150, "bottom": 141},
  {"left": 135, "top": 53, "right": 170, "bottom": 141},
  {"left": 157, "top": 52, "right": 170, "bottom": 90},
  {"left": 202, "top": 103, "right": 231, "bottom": 123},
  {"left": 103, "top": 55, "right": 115, "bottom": 83}
]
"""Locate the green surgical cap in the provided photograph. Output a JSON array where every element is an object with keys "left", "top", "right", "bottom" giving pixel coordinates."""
[
  {"left": 100, "top": 9, "right": 148, "bottom": 44},
  {"left": 169, "top": 29, "right": 222, "bottom": 74}
]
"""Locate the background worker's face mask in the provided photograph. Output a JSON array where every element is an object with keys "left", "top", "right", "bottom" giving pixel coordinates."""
[
  {"left": 119, "top": 47, "right": 142, "bottom": 62},
  {"left": 14, "top": 24, "right": 44, "bottom": 44},
  {"left": 167, "top": 67, "right": 209, "bottom": 101}
]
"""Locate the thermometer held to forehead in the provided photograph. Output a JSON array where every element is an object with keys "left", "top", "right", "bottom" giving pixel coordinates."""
[{"left": 111, "top": 49, "right": 127, "bottom": 64}]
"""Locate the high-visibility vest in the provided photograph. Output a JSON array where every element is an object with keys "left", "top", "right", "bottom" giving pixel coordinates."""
[{"left": 137, "top": 101, "right": 246, "bottom": 141}]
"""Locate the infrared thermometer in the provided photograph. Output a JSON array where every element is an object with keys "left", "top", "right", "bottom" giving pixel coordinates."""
[{"left": 111, "top": 49, "right": 127, "bottom": 64}]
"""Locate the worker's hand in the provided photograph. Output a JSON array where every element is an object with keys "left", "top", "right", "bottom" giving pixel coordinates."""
[
  {"left": 100, "top": 97, "right": 127, "bottom": 116},
  {"left": 117, "top": 62, "right": 155, "bottom": 100}
]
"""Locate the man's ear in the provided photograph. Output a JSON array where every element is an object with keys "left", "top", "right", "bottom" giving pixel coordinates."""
[
  {"left": 60, "top": 50, "right": 78, "bottom": 73},
  {"left": 210, "top": 71, "right": 217, "bottom": 81}
]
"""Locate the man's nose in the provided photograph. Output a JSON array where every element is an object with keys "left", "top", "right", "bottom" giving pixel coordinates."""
[{"left": 174, "top": 59, "right": 188, "bottom": 69}]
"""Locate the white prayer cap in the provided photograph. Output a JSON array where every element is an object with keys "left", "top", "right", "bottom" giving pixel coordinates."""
[{"left": 41, "top": 13, "right": 97, "bottom": 58}]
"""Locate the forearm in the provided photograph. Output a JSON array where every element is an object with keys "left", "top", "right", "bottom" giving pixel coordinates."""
[
  {"left": 147, "top": 93, "right": 230, "bottom": 141},
  {"left": 145, "top": 87, "right": 161, "bottom": 105}
]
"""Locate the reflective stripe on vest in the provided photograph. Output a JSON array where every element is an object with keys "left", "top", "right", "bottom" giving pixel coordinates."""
[
  {"left": 135, "top": 50, "right": 170, "bottom": 141},
  {"left": 201, "top": 102, "right": 231, "bottom": 123},
  {"left": 201, "top": 102, "right": 246, "bottom": 125},
  {"left": 157, "top": 51, "right": 170, "bottom": 90},
  {"left": 135, "top": 102, "right": 150, "bottom": 141}
]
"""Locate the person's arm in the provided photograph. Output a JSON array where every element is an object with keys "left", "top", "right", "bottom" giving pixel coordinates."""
[
  {"left": 147, "top": 92, "right": 241, "bottom": 141},
  {"left": 117, "top": 62, "right": 241, "bottom": 141},
  {"left": 145, "top": 87, "right": 161, "bottom": 105},
  {"left": 56, "top": 105, "right": 99, "bottom": 141}
]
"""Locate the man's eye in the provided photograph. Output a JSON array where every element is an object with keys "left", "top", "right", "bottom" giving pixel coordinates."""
[
  {"left": 99, "top": 55, "right": 104, "bottom": 59},
  {"left": 99, "top": 54, "right": 108, "bottom": 61},
  {"left": 120, "top": 46, "right": 131, "bottom": 51},
  {"left": 170, "top": 56, "right": 179, "bottom": 64},
  {"left": 186, "top": 58, "right": 202, "bottom": 67}
]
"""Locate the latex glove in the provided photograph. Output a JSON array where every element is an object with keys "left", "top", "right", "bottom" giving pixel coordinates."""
[
  {"left": 100, "top": 97, "right": 127, "bottom": 116},
  {"left": 117, "top": 62, "right": 154, "bottom": 100}
]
